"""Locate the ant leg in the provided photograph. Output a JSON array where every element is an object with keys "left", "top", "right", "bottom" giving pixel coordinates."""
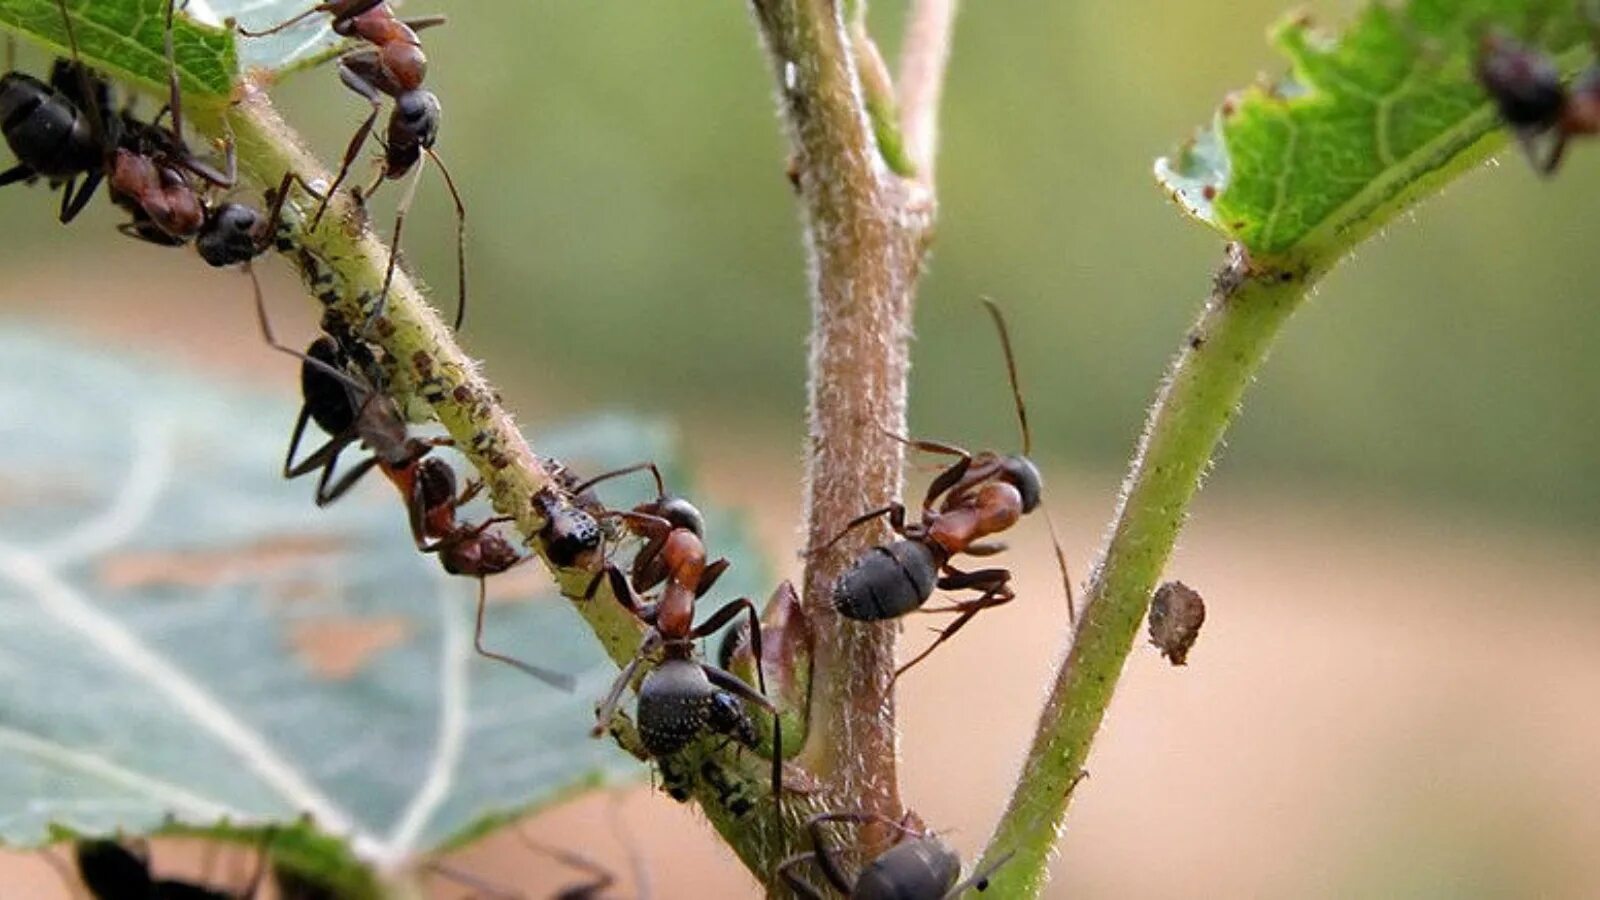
[
  {"left": 59, "top": 169, "right": 103, "bottom": 222},
  {"left": 809, "top": 502, "right": 906, "bottom": 556},
  {"left": 368, "top": 152, "right": 427, "bottom": 329},
  {"left": 401, "top": 15, "right": 449, "bottom": 31},
  {"left": 37, "top": 850, "right": 86, "bottom": 900},
  {"left": 317, "top": 55, "right": 385, "bottom": 228},
  {"left": 472, "top": 578, "right": 574, "bottom": 690},
  {"left": 592, "top": 630, "right": 663, "bottom": 735},
  {"left": 694, "top": 557, "right": 730, "bottom": 598},
  {"left": 896, "top": 583, "right": 1014, "bottom": 678},
  {"left": 257, "top": 171, "right": 326, "bottom": 250},
  {"left": 963, "top": 540, "right": 1009, "bottom": 557},
  {"left": 314, "top": 453, "right": 381, "bottom": 506},
  {"left": 235, "top": 827, "right": 277, "bottom": 899},
  {"left": 587, "top": 563, "right": 648, "bottom": 620},
  {"left": 233, "top": 4, "right": 326, "bottom": 38},
  {"left": 571, "top": 461, "right": 668, "bottom": 498},
  {"left": 512, "top": 827, "right": 616, "bottom": 898},
  {"left": 0, "top": 164, "right": 33, "bottom": 188},
  {"left": 1538, "top": 130, "right": 1570, "bottom": 176},
  {"left": 424, "top": 148, "right": 468, "bottom": 331},
  {"left": 421, "top": 861, "right": 521, "bottom": 900},
  {"left": 163, "top": 0, "right": 184, "bottom": 140},
  {"left": 775, "top": 854, "right": 829, "bottom": 900}
]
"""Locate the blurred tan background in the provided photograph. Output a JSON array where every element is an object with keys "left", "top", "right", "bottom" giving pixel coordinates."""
[{"left": 3, "top": 0, "right": 1600, "bottom": 896}]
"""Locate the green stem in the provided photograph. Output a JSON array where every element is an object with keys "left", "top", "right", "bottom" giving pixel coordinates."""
[
  {"left": 191, "top": 83, "right": 789, "bottom": 882},
  {"left": 973, "top": 246, "right": 1312, "bottom": 896}
]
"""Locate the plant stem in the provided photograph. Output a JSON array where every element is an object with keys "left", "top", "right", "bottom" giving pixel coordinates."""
[
  {"left": 898, "top": 0, "right": 959, "bottom": 183},
  {"left": 748, "top": 0, "right": 944, "bottom": 830},
  {"left": 191, "top": 83, "right": 788, "bottom": 882},
  {"left": 973, "top": 246, "right": 1313, "bottom": 896}
]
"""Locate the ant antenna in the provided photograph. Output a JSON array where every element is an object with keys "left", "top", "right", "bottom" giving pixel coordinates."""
[
  {"left": 426, "top": 147, "right": 469, "bottom": 331},
  {"left": 514, "top": 824, "right": 619, "bottom": 897},
  {"left": 607, "top": 790, "right": 652, "bottom": 900},
  {"left": 981, "top": 297, "right": 1078, "bottom": 621},
  {"left": 39, "top": 849, "right": 87, "bottom": 900}
]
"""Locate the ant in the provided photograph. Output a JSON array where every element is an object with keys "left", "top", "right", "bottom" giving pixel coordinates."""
[
  {"left": 236, "top": 0, "right": 468, "bottom": 331},
  {"left": 776, "top": 813, "right": 1007, "bottom": 900},
  {"left": 282, "top": 320, "right": 452, "bottom": 506},
  {"left": 404, "top": 455, "right": 575, "bottom": 691},
  {"left": 0, "top": 57, "right": 106, "bottom": 220},
  {"left": 1477, "top": 26, "right": 1600, "bottom": 174},
  {"left": 565, "top": 466, "right": 783, "bottom": 816},
  {"left": 532, "top": 483, "right": 606, "bottom": 571},
  {"left": 66, "top": 836, "right": 269, "bottom": 900},
  {"left": 814, "top": 300, "right": 1074, "bottom": 678}
]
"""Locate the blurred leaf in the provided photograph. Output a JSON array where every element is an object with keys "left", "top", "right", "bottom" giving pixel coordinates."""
[
  {"left": 1155, "top": 0, "right": 1590, "bottom": 264},
  {"left": 0, "top": 328, "right": 668, "bottom": 883},
  {"left": 0, "top": 0, "right": 236, "bottom": 97},
  {"left": 190, "top": 0, "right": 346, "bottom": 78}
]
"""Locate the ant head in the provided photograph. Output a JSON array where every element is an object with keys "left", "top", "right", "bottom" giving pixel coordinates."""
[
  {"left": 1476, "top": 30, "right": 1565, "bottom": 130},
  {"left": 636, "top": 658, "right": 718, "bottom": 758},
  {"left": 642, "top": 495, "right": 705, "bottom": 538},
  {"left": 393, "top": 89, "right": 441, "bottom": 150},
  {"left": 196, "top": 202, "right": 266, "bottom": 268},
  {"left": 415, "top": 457, "right": 458, "bottom": 513},
  {"left": 1000, "top": 454, "right": 1042, "bottom": 514},
  {"left": 541, "top": 504, "right": 603, "bottom": 569}
]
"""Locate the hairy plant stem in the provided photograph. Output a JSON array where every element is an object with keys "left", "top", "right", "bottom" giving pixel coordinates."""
[
  {"left": 973, "top": 245, "right": 1313, "bottom": 895},
  {"left": 189, "top": 84, "right": 790, "bottom": 885},
  {"left": 748, "top": 0, "right": 956, "bottom": 852}
]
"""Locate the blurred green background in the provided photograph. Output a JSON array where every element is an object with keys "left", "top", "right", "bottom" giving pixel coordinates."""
[{"left": 4, "top": 0, "right": 1597, "bottom": 529}]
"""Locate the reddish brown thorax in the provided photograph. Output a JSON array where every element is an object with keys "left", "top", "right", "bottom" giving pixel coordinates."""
[
  {"left": 653, "top": 528, "right": 707, "bottom": 637},
  {"left": 109, "top": 150, "right": 204, "bottom": 239},
  {"left": 342, "top": 7, "right": 427, "bottom": 91},
  {"left": 925, "top": 481, "right": 1023, "bottom": 556}
]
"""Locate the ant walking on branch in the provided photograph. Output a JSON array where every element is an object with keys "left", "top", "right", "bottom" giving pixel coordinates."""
[
  {"left": 237, "top": 0, "right": 468, "bottom": 330},
  {"left": 815, "top": 299, "right": 1075, "bottom": 678},
  {"left": 777, "top": 813, "right": 1009, "bottom": 900},
  {"left": 1477, "top": 18, "right": 1600, "bottom": 175}
]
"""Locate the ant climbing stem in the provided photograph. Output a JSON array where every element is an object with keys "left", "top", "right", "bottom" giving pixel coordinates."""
[{"left": 817, "top": 299, "right": 1076, "bottom": 678}]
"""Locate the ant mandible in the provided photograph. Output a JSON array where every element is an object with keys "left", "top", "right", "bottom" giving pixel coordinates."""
[
  {"left": 776, "top": 812, "right": 1008, "bottom": 900},
  {"left": 404, "top": 456, "right": 576, "bottom": 691},
  {"left": 1477, "top": 27, "right": 1600, "bottom": 174},
  {"left": 815, "top": 299, "right": 1075, "bottom": 678},
  {"left": 237, "top": 0, "right": 468, "bottom": 331}
]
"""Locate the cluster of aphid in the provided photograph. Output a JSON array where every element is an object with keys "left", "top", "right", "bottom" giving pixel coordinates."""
[
  {"left": 1477, "top": 26, "right": 1600, "bottom": 174},
  {"left": 5, "top": 3, "right": 1103, "bottom": 897}
]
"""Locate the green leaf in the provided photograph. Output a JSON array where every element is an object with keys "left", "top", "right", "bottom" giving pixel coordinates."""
[
  {"left": 0, "top": 329, "right": 693, "bottom": 881},
  {"left": 0, "top": 0, "right": 236, "bottom": 98},
  {"left": 1155, "top": 0, "right": 1590, "bottom": 265},
  {"left": 193, "top": 0, "right": 347, "bottom": 79}
]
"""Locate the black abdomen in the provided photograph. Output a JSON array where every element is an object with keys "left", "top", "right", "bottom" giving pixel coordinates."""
[{"left": 832, "top": 540, "right": 938, "bottom": 621}]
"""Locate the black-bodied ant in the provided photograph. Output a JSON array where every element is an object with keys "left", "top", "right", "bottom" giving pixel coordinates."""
[
  {"left": 814, "top": 300, "right": 1074, "bottom": 677},
  {"left": 1477, "top": 26, "right": 1600, "bottom": 174},
  {"left": 0, "top": 57, "right": 106, "bottom": 220},
  {"left": 776, "top": 813, "right": 1007, "bottom": 900},
  {"left": 236, "top": 0, "right": 468, "bottom": 330}
]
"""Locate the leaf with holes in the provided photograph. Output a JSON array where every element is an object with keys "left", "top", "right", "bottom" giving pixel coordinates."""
[
  {"left": 0, "top": 329, "right": 768, "bottom": 888},
  {"left": 0, "top": 0, "right": 236, "bottom": 98},
  {"left": 1155, "top": 0, "right": 1592, "bottom": 266}
]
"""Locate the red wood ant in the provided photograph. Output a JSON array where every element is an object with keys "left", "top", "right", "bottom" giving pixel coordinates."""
[
  {"left": 1477, "top": 28, "right": 1600, "bottom": 174},
  {"left": 568, "top": 464, "right": 783, "bottom": 816},
  {"left": 814, "top": 300, "right": 1075, "bottom": 678},
  {"left": 404, "top": 456, "right": 575, "bottom": 691},
  {"left": 236, "top": 0, "right": 468, "bottom": 331},
  {"left": 776, "top": 813, "right": 1008, "bottom": 900}
]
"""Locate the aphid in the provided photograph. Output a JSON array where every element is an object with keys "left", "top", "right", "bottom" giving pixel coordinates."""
[
  {"left": 1148, "top": 580, "right": 1206, "bottom": 665},
  {"left": 776, "top": 813, "right": 1006, "bottom": 900},
  {"left": 532, "top": 484, "right": 605, "bottom": 570},
  {"left": 237, "top": 1, "right": 467, "bottom": 330},
  {"left": 817, "top": 300, "right": 1075, "bottom": 677}
]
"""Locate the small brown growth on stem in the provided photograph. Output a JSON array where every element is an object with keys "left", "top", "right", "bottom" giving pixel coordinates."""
[{"left": 1148, "top": 580, "right": 1206, "bottom": 665}]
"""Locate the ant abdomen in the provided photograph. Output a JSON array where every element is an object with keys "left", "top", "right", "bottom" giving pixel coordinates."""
[
  {"left": 832, "top": 539, "right": 939, "bottom": 621},
  {"left": 855, "top": 837, "right": 963, "bottom": 900},
  {"left": 0, "top": 71, "right": 100, "bottom": 178},
  {"left": 636, "top": 658, "right": 721, "bottom": 757}
]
